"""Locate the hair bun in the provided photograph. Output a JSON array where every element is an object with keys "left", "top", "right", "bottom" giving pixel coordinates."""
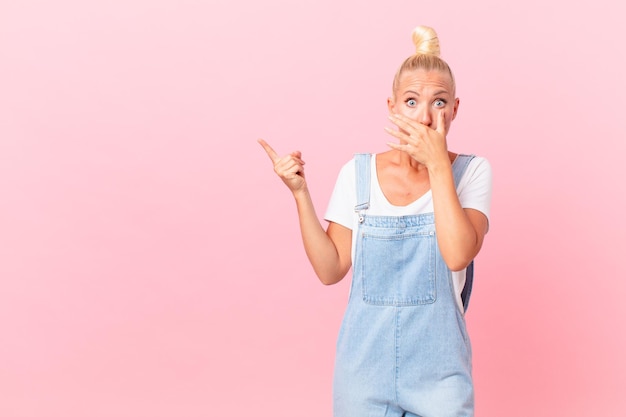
[{"left": 411, "top": 26, "right": 440, "bottom": 57}]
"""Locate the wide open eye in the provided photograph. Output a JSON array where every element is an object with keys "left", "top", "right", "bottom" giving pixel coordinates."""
[
  {"left": 406, "top": 98, "right": 417, "bottom": 107},
  {"left": 434, "top": 99, "right": 446, "bottom": 108}
]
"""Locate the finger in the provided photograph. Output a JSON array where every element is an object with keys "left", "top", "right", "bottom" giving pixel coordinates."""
[
  {"left": 289, "top": 163, "right": 305, "bottom": 177},
  {"left": 386, "top": 142, "right": 406, "bottom": 151},
  {"left": 386, "top": 142, "right": 416, "bottom": 157},
  {"left": 384, "top": 126, "right": 409, "bottom": 142},
  {"left": 257, "top": 139, "right": 279, "bottom": 163},
  {"left": 290, "top": 151, "right": 305, "bottom": 165},
  {"left": 278, "top": 160, "right": 305, "bottom": 179},
  {"left": 277, "top": 153, "right": 305, "bottom": 167},
  {"left": 276, "top": 156, "right": 304, "bottom": 176},
  {"left": 436, "top": 111, "right": 447, "bottom": 137},
  {"left": 388, "top": 113, "right": 419, "bottom": 135}
]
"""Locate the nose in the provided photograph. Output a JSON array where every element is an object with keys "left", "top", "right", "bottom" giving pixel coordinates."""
[{"left": 417, "top": 107, "right": 432, "bottom": 126}]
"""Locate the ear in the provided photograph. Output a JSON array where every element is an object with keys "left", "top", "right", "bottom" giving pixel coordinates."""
[
  {"left": 387, "top": 97, "right": 396, "bottom": 114},
  {"left": 451, "top": 97, "right": 460, "bottom": 121}
]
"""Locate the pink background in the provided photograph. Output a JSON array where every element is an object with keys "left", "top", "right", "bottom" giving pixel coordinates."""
[{"left": 1, "top": 0, "right": 625, "bottom": 415}]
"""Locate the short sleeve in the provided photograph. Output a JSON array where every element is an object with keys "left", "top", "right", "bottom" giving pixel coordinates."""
[{"left": 457, "top": 157, "right": 493, "bottom": 224}]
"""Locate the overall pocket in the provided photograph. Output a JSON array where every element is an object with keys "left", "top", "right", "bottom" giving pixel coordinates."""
[{"left": 360, "top": 230, "right": 436, "bottom": 306}]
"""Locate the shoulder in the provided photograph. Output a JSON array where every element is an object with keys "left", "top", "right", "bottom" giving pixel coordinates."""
[
  {"left": 469, "top": 154, "right": 491, "bottom": 168},
  {"left": 463, "top": 155, "right": 492, "bottom": 181},
  {"left": 330, "top": 155, "right": 359, "bottom": 193},
  {"left": 336, "top": 156, "right": 357, "bottom": 179},
  {"left": 456, "top": 155, "right": 493, "bottom": 198},
  {"left": 335, "top": 152, "right": 375, "bottom": 180}
]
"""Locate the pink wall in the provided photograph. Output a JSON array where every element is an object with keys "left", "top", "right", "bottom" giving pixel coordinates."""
[{"left": 1, "top": 0, "right": 625, "bottom": 415}]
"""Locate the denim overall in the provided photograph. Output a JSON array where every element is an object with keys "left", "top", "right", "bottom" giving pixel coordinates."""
[{"left": 333, "top": 154, "right": 476, "bottom": 417}]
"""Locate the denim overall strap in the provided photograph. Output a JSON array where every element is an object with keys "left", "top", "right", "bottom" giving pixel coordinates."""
[
  {"left": 452, "top": 154, "right": 475, "bottom": 187},
  {"left": 354, "top": 153, "right": 371, "bottom": 223},
  {"left": 452, "top": 154, "right": 476, "bottom": 311}
]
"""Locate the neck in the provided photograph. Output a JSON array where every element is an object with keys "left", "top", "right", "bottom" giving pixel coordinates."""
[{"left": 391, "top": 149, "right": 428, "bottom": 172}]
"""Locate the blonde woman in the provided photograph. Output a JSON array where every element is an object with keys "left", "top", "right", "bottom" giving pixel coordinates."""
[{"left": 259, "top": 25, "right": 492, "bottom": 417}]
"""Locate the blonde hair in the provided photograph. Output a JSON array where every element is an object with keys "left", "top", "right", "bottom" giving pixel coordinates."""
[{"left": 392, "top": 26, "right": 456, "bottom": 97}]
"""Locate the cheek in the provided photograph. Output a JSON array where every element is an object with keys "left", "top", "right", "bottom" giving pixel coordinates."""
[
  {"left": 400, "top": 106, "right": 419, "bottom": 118},
  {"left": 441, "top": 107, "right": 454, "bottom": 121}
]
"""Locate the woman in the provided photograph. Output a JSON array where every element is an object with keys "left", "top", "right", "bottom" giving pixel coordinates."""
[{"left": 259, "top": 25, "right": 492, "bottom": 417}]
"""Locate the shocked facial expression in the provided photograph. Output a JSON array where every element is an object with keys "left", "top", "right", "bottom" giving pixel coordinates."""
[{"left": 388, "top": 69, "right": 459, "bottom": 134}]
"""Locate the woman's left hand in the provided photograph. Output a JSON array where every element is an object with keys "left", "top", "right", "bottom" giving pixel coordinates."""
[{"left": 384, "top": 111, "right": 449, "bottom": 170}]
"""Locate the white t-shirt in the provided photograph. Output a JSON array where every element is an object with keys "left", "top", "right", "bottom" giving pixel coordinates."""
[{"left": 324, "top": 154, "right": 493, "bottom": 313}]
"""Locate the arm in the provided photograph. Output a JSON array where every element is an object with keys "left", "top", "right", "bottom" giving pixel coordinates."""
[
  {"left": 428, "top": 162, "right": 488, "bottom": 271},
  {"left": 385, "top": 113, "right": 489, "bottom": 271},
  {"left": 258, "top": 139, "right": 352, "bottom": 284}
]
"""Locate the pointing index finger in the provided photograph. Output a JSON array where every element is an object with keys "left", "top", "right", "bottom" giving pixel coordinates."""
[{"left": 258, "top": 139, "right": 279, "bottom": 163}]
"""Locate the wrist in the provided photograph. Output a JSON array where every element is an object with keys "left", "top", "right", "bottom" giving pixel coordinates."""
[
  {"left": 292, "top": 186, "right": 310, "bottom": 201},
  {"left": 427, "top": 157, "right": 452, "bottom": 177}
]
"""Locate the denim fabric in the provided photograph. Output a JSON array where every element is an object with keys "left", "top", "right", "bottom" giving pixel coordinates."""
[{"left": 333, "top": 154, "right": 476, "bottom": 417}]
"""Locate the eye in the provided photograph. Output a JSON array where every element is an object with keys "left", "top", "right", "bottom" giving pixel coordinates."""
[
  {"left": 405, "top": 98, "right": 417, "bottom": 107},
  {"left": 434, "top": 99, "right": 446, "bottom": 108}
]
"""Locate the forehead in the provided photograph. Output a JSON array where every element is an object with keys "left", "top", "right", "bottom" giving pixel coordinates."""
[{"left": 397, "top": 69, "right": 454, "bottom": 95}]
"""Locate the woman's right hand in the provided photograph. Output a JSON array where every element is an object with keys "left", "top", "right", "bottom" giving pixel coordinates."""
[
  {"left": 258, "top": 139, "right": 351, "bottom": 285},
  {"left": 258, "top": 139, "right": 307, "bottom": 193}
]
